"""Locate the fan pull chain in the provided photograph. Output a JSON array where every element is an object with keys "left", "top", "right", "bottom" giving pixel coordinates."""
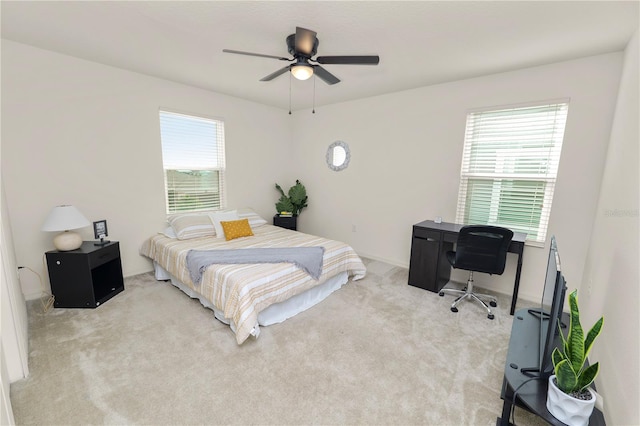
[
  {"left": 312, "top": 74, "right": 316, "bottom": 114},
  {"left": 288, "top": 72, "right": 292, "bottom": 115}
]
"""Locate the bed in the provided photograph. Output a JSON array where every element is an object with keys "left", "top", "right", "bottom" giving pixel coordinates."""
[{"left": 139, "top": 209, "right": 367, "bottom": 344}]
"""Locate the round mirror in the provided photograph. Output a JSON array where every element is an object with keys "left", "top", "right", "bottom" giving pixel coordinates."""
[{"left": 326, "top": 141, "right": 351, "bottom": 171}]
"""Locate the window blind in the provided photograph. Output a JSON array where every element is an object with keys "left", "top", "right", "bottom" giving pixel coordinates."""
[
  {"left": 455, "top": 102, "right": 569, "bottom": 245},
  {"left": 159, "top": 110, "right": 226, "bottom": 214}
]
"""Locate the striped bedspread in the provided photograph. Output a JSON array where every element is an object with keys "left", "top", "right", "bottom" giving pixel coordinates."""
[{"left": 139, "top": 225, "right": 367, "bottom": 344}]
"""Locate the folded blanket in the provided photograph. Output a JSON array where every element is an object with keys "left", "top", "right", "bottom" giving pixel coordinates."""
[{"left": 186, "top": 246, "right": 325, "bottom": 284}]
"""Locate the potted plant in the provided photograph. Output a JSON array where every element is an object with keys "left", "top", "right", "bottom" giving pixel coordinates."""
[
  {"left": 546, "top": 289, "right": 604, "bottom": 426},
  {"left": 275, "top": 179, "right": 308, "bottom": 217}
]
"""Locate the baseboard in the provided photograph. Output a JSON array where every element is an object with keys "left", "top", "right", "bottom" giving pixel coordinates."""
[
  {"left": 24, "top": 291, "right": 44, "bottom": 301},
  {"left": 356, "top": 251, "right": 409, "bottom": 269}
]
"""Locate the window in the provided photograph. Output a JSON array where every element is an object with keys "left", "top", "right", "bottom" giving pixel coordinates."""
[
  {"left": 159, "top": 110, "right": 226, "bottom": 214},
  {"left": 455, "top": 101, "right": 569, "bottom": 245}
]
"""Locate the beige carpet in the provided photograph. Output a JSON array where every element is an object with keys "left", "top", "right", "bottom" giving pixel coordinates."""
[{"left": 10, "top": 258, "right": 545, "bottom": 425}]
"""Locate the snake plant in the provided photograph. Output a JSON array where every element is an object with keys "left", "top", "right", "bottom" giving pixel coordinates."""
[
  {"left": 551, "top": 289, "right": 604, "bottom": 396},
  {"left": 275, "top": 179, "right": 308, "bottom": 216}
]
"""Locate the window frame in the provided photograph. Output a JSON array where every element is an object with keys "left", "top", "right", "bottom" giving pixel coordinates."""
[
  {"left": 158, "top": 109, "right": 227, "bottom": 215},
  {"left": 455, "top": 100, "right": 569, "bottom": 246}
]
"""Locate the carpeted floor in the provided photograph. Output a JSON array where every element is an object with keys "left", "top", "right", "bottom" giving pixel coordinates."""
[{"left": 10, "top": 258, "right": 545, "bottom": 425}]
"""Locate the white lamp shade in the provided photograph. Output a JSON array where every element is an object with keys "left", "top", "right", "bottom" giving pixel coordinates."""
[
  {"left": 291, "top": 64, "right": 314, "bottom": 80},
  {"left": 41, "top": 205, "right": 90, "bottom": 232}
]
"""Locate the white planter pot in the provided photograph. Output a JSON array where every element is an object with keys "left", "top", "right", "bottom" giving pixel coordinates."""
[{"left": 546, "top": 375, "right": 596, "bottom": 426}]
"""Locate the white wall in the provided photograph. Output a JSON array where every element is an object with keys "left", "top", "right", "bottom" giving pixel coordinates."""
[
  {"left": 2, "top": 36, "right": 637, "bottom": 424},
  {"left": 0, "top": 183, "right": 29, "bottom": 383},
  {"left": 580, "top": 30, "right": 639, "bottom": 425},
  {"left": 1, "top": 341, "right": 16, "bottom": 425},
  {"left": 2, "top": 41, "right": 624, "bottom": 305},
  {"left": 0, "top": 182, "right": 30, "bottom": 425},
  {"left": 291, "top": 53, "right": 623, "bottom": 303},
  {"left": 1, "top": 40, "right": 292, "bottom": 298}
]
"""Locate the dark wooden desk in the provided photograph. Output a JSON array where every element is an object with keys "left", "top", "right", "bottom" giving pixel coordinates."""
[
  {"left": 408, "top": 220, "right": 526, "bottom": 315},
  {"left": 499, "top": 310, "right": 605, "bottom": 425}
]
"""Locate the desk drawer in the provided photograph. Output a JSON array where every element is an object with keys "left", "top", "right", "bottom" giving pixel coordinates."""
[
  {"left": 443, "top": 232, "right": 458, "bottom": 244},
  {"left": 88, "top": 243, "right": 119, "bottom": 268},
  {"left": 412, "top": 227, "right": 440, "bottom": 241}
]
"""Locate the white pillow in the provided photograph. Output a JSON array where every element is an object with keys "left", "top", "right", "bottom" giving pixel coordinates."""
[
  {"left": 237, "top": 208, "right": 268, "bottom": 228},
  {"left": 209, "top": 210, "right": 239, "bottom": 239},
  {"left": 168, "top": 214, "right": 215, "bottom": 240},
  {"left": 162, "top": 227, "right": 177, "bottom": 239}
]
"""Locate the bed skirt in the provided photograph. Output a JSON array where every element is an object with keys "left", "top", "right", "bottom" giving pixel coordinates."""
[{"left": 153, "top": 262, "right": 348, "bottom": 338}]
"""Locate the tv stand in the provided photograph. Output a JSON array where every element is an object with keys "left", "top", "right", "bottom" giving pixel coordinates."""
[
  {"left": 498, "top": 309, "right": 605, "bottom": 425},
  {"left": 526, "top": 308, "right": 568, "bottom": 329}
]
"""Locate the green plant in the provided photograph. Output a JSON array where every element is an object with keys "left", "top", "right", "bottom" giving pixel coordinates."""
[
  {"left": 275, "top": 179, "right": 308, "bottom": 216},
  {"left": 551, "top": 289, "right": 604, "bottom": 396}
]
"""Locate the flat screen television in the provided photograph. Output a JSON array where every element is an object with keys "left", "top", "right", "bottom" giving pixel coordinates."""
[{"left": 523, "top": 236, "right": 567, "bottom": 378}]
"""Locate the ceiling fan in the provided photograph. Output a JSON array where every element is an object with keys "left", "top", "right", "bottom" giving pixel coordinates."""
[{"left": 223, "top": 27, "right": 380, "bottom": 85}]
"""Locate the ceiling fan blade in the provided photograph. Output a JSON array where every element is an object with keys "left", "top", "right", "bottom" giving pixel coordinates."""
[
  {"left": 223, "top": 49, "right": 290, "bottom": 61},
  {"left": 315, "top": 55, "right": 380, "bottom": 65},
  {"left": 295, "top": 27, "right": 317, "bottom": 56},
  {"left": 313, "top": 65, "right": 340, "bottom": 85},
  {"left": 260, "top": 65, "right": 291, "bottom": 82}
]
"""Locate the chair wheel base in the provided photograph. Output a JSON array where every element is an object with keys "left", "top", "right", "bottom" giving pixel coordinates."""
[
  {"left": 488, "top": 314, "right": 495, "bottom": 320},
  {"left": 451, "top": 307, "right": 458, "bottom": 313},
  {"left": 439, "top": 292, "right": 445, "bottom": 297},
  {"left": 490, "top": 301, "right": 497, "bottom": 307}
]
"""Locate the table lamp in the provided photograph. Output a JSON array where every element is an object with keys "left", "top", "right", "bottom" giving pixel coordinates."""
[{"left": 41, "top": 205, "right": 90, "bottom": 251}]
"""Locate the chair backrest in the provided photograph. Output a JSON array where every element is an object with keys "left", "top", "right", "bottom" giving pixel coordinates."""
[{"left": 451, "top": 225, "right": 514, "bottom": 275}]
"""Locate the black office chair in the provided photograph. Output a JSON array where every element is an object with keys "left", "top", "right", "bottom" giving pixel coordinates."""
[{"left": 439, "top": 225, "right": 513, "bottom": 319}]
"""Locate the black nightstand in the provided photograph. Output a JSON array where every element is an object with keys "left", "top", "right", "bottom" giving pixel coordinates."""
[
  {"left": 273, "top": 215, "right": 297, "bottom": 231},
  {"left": 45, "top": 241, "right": 124, "bottom": 308}
]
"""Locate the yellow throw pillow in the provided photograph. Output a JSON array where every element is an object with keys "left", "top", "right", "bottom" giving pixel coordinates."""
[{"left": 220, "top": 219, "right": 254, "bottom": 241}]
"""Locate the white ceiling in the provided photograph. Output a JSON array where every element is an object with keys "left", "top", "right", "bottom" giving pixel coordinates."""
[{"left": 2, "top": 1, "right": 638, "bottom": 111}]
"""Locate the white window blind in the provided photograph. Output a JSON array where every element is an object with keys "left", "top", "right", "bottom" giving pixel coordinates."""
[
  {"left": 455, "top": 102, "right": 569, "bottom": 245},
  {"left": 159, "top": 110, "right": 226, "bottom": 214}
]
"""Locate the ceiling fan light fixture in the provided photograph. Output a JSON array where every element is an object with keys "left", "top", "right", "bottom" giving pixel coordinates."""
[
  {"left": 224, "top": 26, "right": 379, "bottom": 86},
  {"left": 291, "top": 64, "right": 313, "bottom": 80}
]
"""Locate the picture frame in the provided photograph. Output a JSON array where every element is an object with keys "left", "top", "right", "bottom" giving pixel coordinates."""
[{"left": 93, "top": 220, "right": 109, "bottom": 245}]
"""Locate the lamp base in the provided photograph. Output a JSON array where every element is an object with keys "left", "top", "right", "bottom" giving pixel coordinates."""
[{"left": 53, "top": 231, "right": 83, "bottom": 251}]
